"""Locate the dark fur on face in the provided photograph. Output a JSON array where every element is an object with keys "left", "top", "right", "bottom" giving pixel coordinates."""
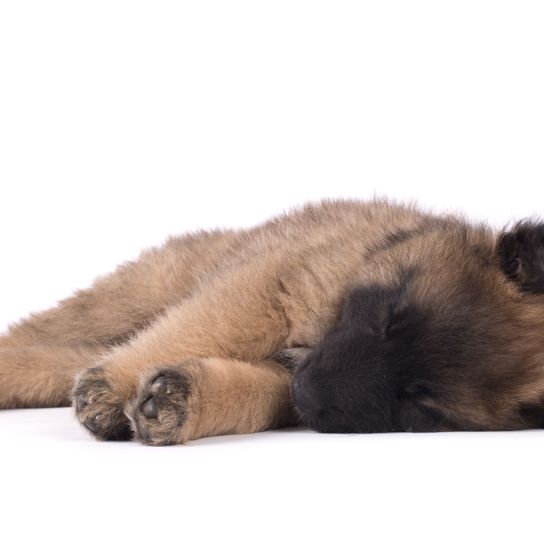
[
  {"left": 292, "top": 222, "right": 544, "bottom": 434},
  {"left": 292, "top": 280, "right": 443, "bottom": 433}
]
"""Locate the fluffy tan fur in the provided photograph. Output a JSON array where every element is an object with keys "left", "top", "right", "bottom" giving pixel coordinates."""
[{"left": 2, "top": 199, "right": 544, "bottom": 444}]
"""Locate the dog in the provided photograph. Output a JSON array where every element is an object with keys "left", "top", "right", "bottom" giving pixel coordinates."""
[{"left": 1, "top": 199, "right": 543, "bottom": 444}]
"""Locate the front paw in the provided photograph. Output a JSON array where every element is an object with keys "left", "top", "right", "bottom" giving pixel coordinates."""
[
  {"left": 73, "top": 366, "right": 132, "bottom": 440},
  {"left": 127, "top": 367, "right": 195, "bottom": 446}
]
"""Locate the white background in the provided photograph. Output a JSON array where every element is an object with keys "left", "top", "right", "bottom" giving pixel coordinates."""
[{"left": 1, "top": 1, "right": 543, "bottom": 543}]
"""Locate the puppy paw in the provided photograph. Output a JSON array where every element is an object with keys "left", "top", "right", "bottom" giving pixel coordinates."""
[
  {"left": 73, "top": 366, "right": 132, "bottom": 440},
  {"left": 128, "top": 367, "right": 194, "bottom": 446}
]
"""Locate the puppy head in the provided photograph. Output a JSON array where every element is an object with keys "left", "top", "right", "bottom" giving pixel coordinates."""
[{"left": 292, "top": 221, "right": 544, "bottom": 433}]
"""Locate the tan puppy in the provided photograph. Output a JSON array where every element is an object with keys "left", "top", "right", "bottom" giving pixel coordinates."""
[{"left": 1, "top": 200, "right": 544, "bottom": 444}]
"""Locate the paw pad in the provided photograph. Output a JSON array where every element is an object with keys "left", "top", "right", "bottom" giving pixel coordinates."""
[
  {"left": 129, "top": 368, "right": 193, "bottom": 446},
  {"left": 73, "top": 366, "right": 132, "bottom": 441}
]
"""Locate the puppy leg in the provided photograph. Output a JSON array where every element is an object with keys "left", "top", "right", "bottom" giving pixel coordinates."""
[
  {"left": 1, "top": 231, "right": 235, "bottom": 348},
  {"left": 0, "top": 230, "right": 237, "bottom": 409},
  {"left": 73, "top": 262, "right": 290, "bottom": 440},
  {"left": 127, "top": 358, "right": 294, "bottom": 445},
  {"left": 0, "top": 344, "right": 105, "bottom": 408}
]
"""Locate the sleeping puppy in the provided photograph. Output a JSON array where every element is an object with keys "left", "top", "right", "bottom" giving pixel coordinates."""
[{"left": 1, "top": 200, "right": 544, "bottom": 444}]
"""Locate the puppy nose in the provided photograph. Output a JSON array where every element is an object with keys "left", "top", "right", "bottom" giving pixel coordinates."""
[{"left": 292, "top": 373, "right": 322, "bottom": 418}]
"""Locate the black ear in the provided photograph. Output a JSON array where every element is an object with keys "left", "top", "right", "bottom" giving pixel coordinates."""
[{"left": 497, "top": 221, "right": 544, "bottom": 293}]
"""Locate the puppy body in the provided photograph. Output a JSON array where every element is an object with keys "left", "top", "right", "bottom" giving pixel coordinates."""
[{"left": 1, "top": 199, "right": 544, "bottom": 444}]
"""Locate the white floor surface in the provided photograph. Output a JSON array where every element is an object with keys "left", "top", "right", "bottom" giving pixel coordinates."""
[{"left": 1, "top": 407, "right": 543, "bottom": 544}]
